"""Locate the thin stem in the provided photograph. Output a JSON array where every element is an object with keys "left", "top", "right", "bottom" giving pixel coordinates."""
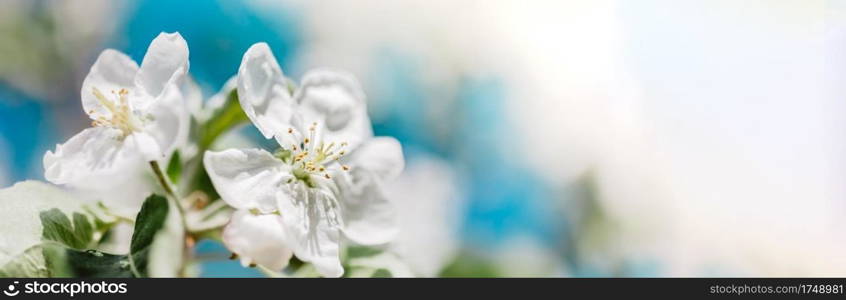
[
  {"left": 150, "top": 160, "right": 188, "bottom": 228},
  {"left": 149, "top": 160, "right": 192, "bottom": 277},
  {"left": 150, "top": 161, "right": 176, "bottom": 197},
  {"left": 104, "top": 212, "right": 135, "bottom": 225}
]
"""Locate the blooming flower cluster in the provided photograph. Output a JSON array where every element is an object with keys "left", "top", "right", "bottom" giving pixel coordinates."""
[
  {"left": 206, "top": 43, "right": 404, "bottom": 277},
  {"left": 44, "top": 32, "right": 190, "bottom": 216},
  {"left": 41, "top": 33, "right": 404, "bottom": 277}
]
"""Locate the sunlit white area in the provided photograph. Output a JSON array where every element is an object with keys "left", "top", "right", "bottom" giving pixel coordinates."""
[{"left": 0, "top": 0, "right": 844, "bottom": 277}]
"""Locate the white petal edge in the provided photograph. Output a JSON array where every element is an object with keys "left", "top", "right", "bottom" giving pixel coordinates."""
[
  {"left": 182, "top": 75, "right": 203, "bottom": 119},
  {"left": 223, "top": 210, "right": 293, "bottom": 271},
  {"left": 80, "top": 49, "right": 139, "bottom": 121},
  {"left": 336, "top": 170, "right": 399, "bottom": 246},
  {"left": 42, "top": 127, "right": 157, "bottom": 216},
  {"left": 125, "top": 131, "right": 163, "bottom": 163},
  {"left": 143, "top": 83, "right": 189, "bottom": 160},
  {"left": 345, "top": 137, "right": 405, "bottom": 181},
  {"left": 277, "top": 189, "right": 344, "bottom": 277},
  {"left": 203, "top": 148, "right": 290, "bottom": 212},
  {"left": 237, "top": 42, "right": 297, "bottom": 140},
  {"left": 43, "top": 127, "right": 145, "bottom": 189},
  {"left": 135, "top": 32, "right": 189, "bottom": 99},
  {"left": 295, "top": 69, "right": 373, "bottom": 150}
]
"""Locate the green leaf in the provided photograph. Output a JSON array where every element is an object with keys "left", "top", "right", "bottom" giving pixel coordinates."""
[
  {"left": 31, "top": 194, "right": 169, "bottom": 278},
  {"left": 127, "top": 194, "right": 169, "bottom": 277},
  {"left": 146, "top": 198, "right": 185, "bottom": 277},
  {"left": 40, "top": 209, "right": 94, "bottom": 249},
  {"left": 191, "top": 169, "right": 220, "bottom": 203},
  {"left": 199, "top": 89, "right": 248, "bottom": 149},
  {"left": 0, "top": 183, "right": 173, "bottom": 278},
  {"left": 372, "top": 268, "right": 393, "bottom": 278},
  {"left": 180, "top": 89, "right": 246, "bottom": 200},
  {"left": 166, "top": 150, "right": 182, "bottom": 184},
  {"left": 346, "top": 246, "right": 384, "bottom": 259},
  {"left": 37, "top": 209, "right": 134, "bottom": 277},
  {"left": 63, "top": 249, "right": 133, "bottom": 278},
  {"left": 439, "top": 251, "right": 501, "bottom": 278}
]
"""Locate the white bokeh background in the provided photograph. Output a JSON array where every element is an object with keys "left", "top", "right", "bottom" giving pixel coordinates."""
[
  {"left": 1, "top": 0, "right": 845, "bottom": 276},
  {"left": 277, "top": 0, "right": 846, "bottom": 276}
]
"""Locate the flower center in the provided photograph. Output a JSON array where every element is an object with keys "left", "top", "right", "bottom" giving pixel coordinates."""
[
  {"left": 271, "top": 122, "right": 352, "bottom": 227},
  {"left": 90, "top": 87, "right": 144, "bottom": 139},
  {"left": 276, "top": 122, "right": 350, "bottom": 188}
]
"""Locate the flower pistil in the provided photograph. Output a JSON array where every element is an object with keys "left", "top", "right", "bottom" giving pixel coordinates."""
[{"left": 90, "top": 87, "right": 144, "bottom": 139}]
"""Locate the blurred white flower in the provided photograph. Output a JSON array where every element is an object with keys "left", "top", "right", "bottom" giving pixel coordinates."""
[
  {"left": 192, "top": 76, "right": 237, "bottom": 123},
  {"left": 204, "top": 42, "right": 403, "bottom": 278},
  {"left": 386, "top": 157, "right": 463, "bottom": 277},
  {"left": 177, "top": 75, "right": 235, "bottom": 162},
  {"left": 42, "top": 32, "right": 191, "bottom": 216}
]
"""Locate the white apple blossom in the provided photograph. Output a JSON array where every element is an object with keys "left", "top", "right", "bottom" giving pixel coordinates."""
[
  {"left": 386, "top": 157, "right": 463, "bottom": 277},
  {"left": 204, "top": 42, "right": 403, "bottom": 277},
  {"left": 43, "top": 32, "right": 191, "bottom": 216}
]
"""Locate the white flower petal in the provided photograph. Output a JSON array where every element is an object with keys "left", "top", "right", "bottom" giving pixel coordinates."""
[
  {"left": 345, "top": 137, "right": 405, "bottom": 181},
  {"left": 80, "top": 49, "right": 139, "bottom": 120},
  {"left": 125, "top": 131, "right": 163, "bottom": 163},
  {"left": 204, "top": 148, "right": 290, "bottom": 212},
  {"left": 278, "top": 189, "right": 344, "bottom": 277},
  {"left": 335, "top": 170, "right": 398, "bottom": 246},
  {"left": 182, "top": 75, "right": 203, "bottom": 119},
  {"left": 43, "top": 127, "right": 146, "bottom": 189},
  {"left": 330, "top": 137, "right": 403, "bottom": 245},
  {"left": 295, "top": 69, "right": 373, "bottom": 149},
  {"left": 387, "top": 158, "right": 462, "bottom": 277},
  {"left": 237, "top": 43, "right": 298, "bottom": 140},
  {"left": 135, "top": 32, "right": 189, "bottom": 99},
  {"left": 223, "top": 210, "right": 293, "bottom": 271},
  {"left": 85, "top": 177, "right": 158, "bottom": 218},
  {"left": 43, "top": 127, "right": 157, "bottom": 215},
  {"left": 143, "top": 84, "right": 188, "bottom": 159}
]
